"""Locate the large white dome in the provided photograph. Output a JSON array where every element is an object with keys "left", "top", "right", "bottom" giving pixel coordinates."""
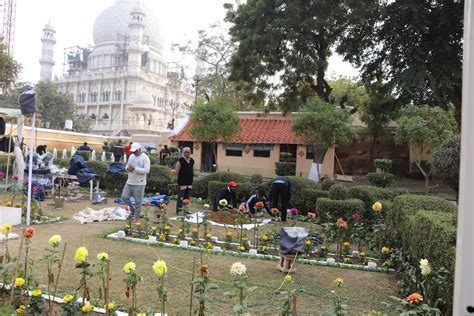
[{"left": 93, "top": 0, "right": 164, "bottom": 52}]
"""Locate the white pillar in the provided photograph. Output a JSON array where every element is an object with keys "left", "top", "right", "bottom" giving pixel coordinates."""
[{"left": 454, "top": 1, "right": 474, "bottom": 314}]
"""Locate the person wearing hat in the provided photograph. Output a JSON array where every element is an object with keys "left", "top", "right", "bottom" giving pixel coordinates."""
[
  {"left": 121, "top": 142, "right": 150, "bottom": 221},
  {"left": 214, "top": 181, "right": 239, "bottom": 211}
]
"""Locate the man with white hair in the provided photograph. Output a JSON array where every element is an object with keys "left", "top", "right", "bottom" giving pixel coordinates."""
[{"left": 122, "top": 142, "right": 150, "bottom": 221}]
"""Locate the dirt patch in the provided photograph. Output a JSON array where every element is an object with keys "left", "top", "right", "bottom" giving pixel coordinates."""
[{"left": 208, "top": 210, "right": 252, "bottom": 225}]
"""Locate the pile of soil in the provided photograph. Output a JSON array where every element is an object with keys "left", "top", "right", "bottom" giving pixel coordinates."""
[{"left": 208, "top": 210, "right": 253, "bottom": 225}]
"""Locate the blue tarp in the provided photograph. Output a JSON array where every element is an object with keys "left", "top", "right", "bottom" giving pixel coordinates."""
[{"left": 114, "top": 194, "right": 169, "bottom": 206}]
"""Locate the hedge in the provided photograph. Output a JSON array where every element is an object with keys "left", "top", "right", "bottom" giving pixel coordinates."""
[
  {"left": 294, "top": 188, "right": 328, "bottom": 215},
  {"left": 316, "top": 198, "right": 364, "bottom": 222},
  {"left": 328, "top": 184, "right": 349, "bottom": 200},
  {"left": 367, "top": 172, "right": 395, "bottom": 188},
  {"left": 348, "top": 185, "right": 408, "bottom": 219},
  {"left": 321, "top": 178, "right": 336, "bottom": 191},
  {"left": 192, "top": 172, "right": 247, "bottom": 199}
]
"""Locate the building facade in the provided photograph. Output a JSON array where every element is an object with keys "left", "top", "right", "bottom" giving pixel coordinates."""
[{"left": 39, "top": 0, "right": 193, "bottom": 136}]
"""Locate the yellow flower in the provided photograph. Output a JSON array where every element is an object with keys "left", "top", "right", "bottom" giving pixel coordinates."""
[
  {"left": 284, "top": 275, "right": 292, "bottom": 283},
  {"left": 135, "top": 222, "right": 142, "bottom": 227},
  {"left": 104, "top": 303, "right": 115, "bottom": 311},
  {"left": 123, "top": 262, "right": 136, "bottom": 274},
  {"left": 305, "top": 240, "right": 312, "bottom": 246},
  {"left": 81, "top": 304, "right": 94, "bottom": 312},
  {"left": 15, "top": 202, "right": 22, "bottom": 207},
  {"left": 6, "top": 201, "right": 12, "bottom": 206},
  {"left": 74, "top": 247, "right": 89, "bottom": 263},
  {"left": 262, "top": 235, "right": 269, "bottom": 241},
  {"left": 96, "top": 252, "right": 109, "bottom": 261},
  {"left": 382, "top": 246, "right": 390, "bottom": 253},
  {"left": 219, "top": 199, "right": 228, "bottom": 206},
  {"left": 164, "top": 225, "right": 171, "bottom": 230},
  {"left": 239, "top": 246, "right": 245, "bottom": 251},
  {"left": 226, "top": 231, "right": 233, "bottom": 237},
  {"left": 372, "top": 201, "right": 382, "bottom": 212},
  {"left": 360, "top": 252, "right": 366, "bottom": 257},
  {"left": 48, "top": 235, "right": 62, "bottom": 247},
  {"left": 151, "top": 226, "right": 157, "bottom": 231},
  {"left": 16, "top": 305, "right": 26, "bottom": 314},
  {"left": 137, "top": 313, "right": 147, "bottom": 316},
  {"left": 320, "top": 245, "right": 328, "bottom": 250},
  {"left": 192, "top": 227, "right": 198, "bottom": 233},
  {"left": 159, "top": 235, "right": 166, "bottom": 241},
  {"left": 31, "top": 289, "right": 42, "bottom": 296},
  {"left": 0, "top": 223, "right": 12, "bottom": 235},
  {"left": 334, "top": 278, "right": 343, "bottom": 287},
  {"left": 206, "top": 234, "right": 212, "bottom": 239},
  {"left": 343, "top": 242, "right": 350, "bottom": 247},
  {"left": 15, "top": 277, "right": 25, "bottom": 287},
  {"left": 63, "top": 294, "right": 74, "bottom": 302},
  {"left": 153, "top": 260, "right": 168, "bottom": 278},
  {"left": 125, "top": 224, "right": 131, "bottom": 228}
]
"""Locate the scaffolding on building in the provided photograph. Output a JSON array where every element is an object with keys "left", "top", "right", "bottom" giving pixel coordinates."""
[{"left": 62, "top": 45, "right": 93, "bottom": 75}]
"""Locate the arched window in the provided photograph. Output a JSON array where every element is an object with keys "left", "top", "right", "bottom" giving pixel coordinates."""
[{"left": 102, "top": 113, "right": 109, "bottom": 119}]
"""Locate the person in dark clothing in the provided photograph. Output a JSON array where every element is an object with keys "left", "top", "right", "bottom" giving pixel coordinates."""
[
  {"left": 270, "top": 176, "right": 292, "bottom": 222},
  {"left": 113, "top": 140, "right": 124, "bottom": 163},
  {"left": 160, "top": 145, "right": 171, "bottom": 165},
  {"left": 214, "top": 181, "right": 238, "bottom": 211},
  {"left": 36, "top": 145, "right": 47, "bottom": 155},
  {"left": 78, "top": 142, "right": 92, "bottom": 151},
  {"left": 246, "top": 187, "right": 274, "bottom": 218},
  {"left": 175, "top": 147, "right": 194, "bottom": 213}
]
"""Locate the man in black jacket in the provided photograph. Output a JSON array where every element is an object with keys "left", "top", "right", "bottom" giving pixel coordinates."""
[
  {"left": 175, "top": 147, "right": 194, "bottom": 213},
  {"left": 214, "top": 181, "right": 238, "bottom": 211},
  {"left": 270, "top": 176, "right": 292, "bottom": 221}
]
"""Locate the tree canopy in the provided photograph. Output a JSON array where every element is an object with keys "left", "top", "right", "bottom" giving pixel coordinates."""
[
  {"left": 36, "top": 81, "right": 76, "bottom": 130},
  {"left": 0, "top": 40, "right": 20, "bottom": 92}
]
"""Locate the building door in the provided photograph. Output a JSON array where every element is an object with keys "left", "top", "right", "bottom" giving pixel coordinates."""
[{"left": 201, "top": 142, "right": 217, "bottom": 172}]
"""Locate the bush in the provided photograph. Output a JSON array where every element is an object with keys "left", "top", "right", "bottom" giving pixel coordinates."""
[
  {"left": 348, "top": 185, "right": 407, "bottom": 209},
  {"left": 431, "top": 135, "right": 460, "bottom": 195},
  {"left": 53, "top": 158, "right": 69, "bottom": 168},
  {"left": 249, "top": 173, "right": 263, "bottom": 186},
  {"left": 87, "top": 160, "right": 127, "bottom": 195},
  {"left": 320, "top": 178, "right": 336, "bottom": 191},
  {"left": 208, "top": 181, "right": 227, "bottom": 208},
  {"left": 192, "top": 172, "right": 247, "bottom": 199},
  {"left": 328, "top": 184, "right": 349, "bottom": 200},
  {"left": 165, "top": 156, "right": 179, "bottom": 168},
  {"left": 293, "top": 188, "right": 328, "bottom": 215},
  {"left": 367, "top": 172, "right": 395, "bottom": 188},
  {"left": 391, "top": 158, "right": 410, "bottom": 177},
  {"left": 146, "top": 165, "right": 173, "bottom": 195},
  {"left": 275, "top": 162, "right": 296, "bottom": 176},
  {"left": 76, "top": 150, "right": 91, "bottom": 161},
  {"left": 316, "top": 197, "right": 364, "bottom": 222},
  {"left": 373, "top": 159, "right": 392, "bottom": 172}
]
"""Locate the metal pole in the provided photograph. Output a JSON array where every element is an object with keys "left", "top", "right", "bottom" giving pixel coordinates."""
[
  {"left": 454, "top": 0, "right": 474, "bottom": 314},
  {"left": 26, "top": 113, "right": 36, "bottom": 226}
]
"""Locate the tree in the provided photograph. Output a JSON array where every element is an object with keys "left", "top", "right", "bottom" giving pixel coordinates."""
[
  {"left": 395, "top": 105, "right": 457, "bottom": 193},
  {"left": 225, "top": 0, "right": 349, "bottom": 111},
  {"left": 328, "top": 77, "right": 368, "bottom": 110},
  {"left": 73, "top": 114, "right": 93, "bottom": 133},
  {"left": 431, "top": 135, "right": 460, "bottom": 198},
  {"left": 36, "top": 81, "right": 75, "bottom": 130},
  {"left": 338, "top": 0, "right": 463, "bottom": 121},
  {"left": 190, "top": 97, "right": 240, "bottom": 170},
  {"left": 0, "top": 39, "right": 20, "bottom": 92},
  {"left": 293, "top": 97, "right": 354, "bottom": 180}
]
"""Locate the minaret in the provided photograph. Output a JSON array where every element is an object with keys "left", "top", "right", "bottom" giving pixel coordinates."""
[
  {"left": 127, "top": 3, "right": 146, "bottom": 71},
  {"left": 39, "top": 22, "right": 56, "bottom": 81}
]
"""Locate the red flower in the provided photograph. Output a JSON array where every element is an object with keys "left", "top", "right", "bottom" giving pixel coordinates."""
[
  {"left": 352, "top": 213, "right": 361, "bottom": 220},
  {"left": 161, "top": 203, "right": 168, "bottom": 209},
  {"left": 271, "top": 208, "right": 279, "bottom": 215},
  {"left": 336, "top": 218, "right": 348, "bottom": 229},
  {"left": 23, "top": 227, "right": 35, "bottom": 238},
  {"left": 145, "top": 201, "right": 152, "bottom": 206},
  {"left": 307, "top": 212, "right": 317, "bottom": 219},
  {"left": 255, "top": 201, "right": 264, "bottom": 209},
  {"left": 32, "top": 186, "right": 39, "bottom": 193},
  {"left": 183, "top": 199, "right": 190, "bottom": 205}
]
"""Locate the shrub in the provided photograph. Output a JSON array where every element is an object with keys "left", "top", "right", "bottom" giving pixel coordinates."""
[
  {"left": 87, "top": 160, "right": 127, "bottom": 195},
  {"left": 391, "top": 158, "right": 409, "bottom": 177},
  {"left": 367, "top": 172, "right": 395, "bottom": 188},
  {"left": 275, "top": 162, "right": 296, "bottom": 176},
  {"left": 316, "top": 198, "right": 364, "bottom": 222},
  {"left": 76, "top": 150, "right": 91, "bottom": 161},
  {"left": 249, "top": 174, "right": 263, "bottom": 186},
  {"left": 373, "top": 159, "right": 392, "bottom": 172},
  {"left": 431, "top": 135, "right": 460, "bottom": 195},
  {"left": 348, "top": 185, "right": 408, "bottom": 216},
  {"left": 293, "top": 188, "right": 328, "bottom": 215},
  {"left": 165, "top": 156, "right": 179, "bottom": 168},
  {"left": 328, "top": 184, "right": 349, "bottom": 200},
  {"left": 321, "top": 178, "right": 336, "bottom": 191},
  {"left": 208, "top": 181, "right": 227, "bottom": 208},
  {"left": 146, "top": 165, "right": 173, "bottom": 195},
  {"left": 192, "top": 172, "right": 247, "bottom": 199},
  {"left": 53, "top": 158, "right": 69, "bottom": 168}
]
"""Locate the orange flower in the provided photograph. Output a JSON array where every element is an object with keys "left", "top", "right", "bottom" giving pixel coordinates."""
[
  {"left": 307, "top": 212, "right": 317, "bottom": 219},
  {"left": 336, "top": 218, "right": 347, "bottom": 229},
  {"left": 161, "top": 203, "right": 168, "bottom": 209},
  {"left": 271, "top": 208, "right": 279, "bottom": 215},
  {"left": 255, "top": 201, "right": 264, "bottom": 209},
  {"left": 239, "top": 205, "right": 247, "bottom": 213},
  {"left": 145, "top": 201, "right": 152, "bottom": 206},
  {"left": 23, "top": 227, "right": 35, "bottom": 238},
  {"left": 183, "top": 199, "right": 190, "bottom": 205},
  {"left": 407, "top": 293, "right": 423, "bottom": 304}
]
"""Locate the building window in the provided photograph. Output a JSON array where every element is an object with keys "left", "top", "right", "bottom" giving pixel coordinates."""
[
  {"left": 226, "top": 149, "right": 242, "bottom": 157},
  {"left": 306, "top": 145, "right": 314, "bottom": 160},
  {"left": 251, "top": 144, "right": 273, "bottom": 158},
  {"left": 279, "top": 144, "right": 297, "bottom": 162},
  {"left": 254, "top": 149, "right": 270, "bottom": 157}
]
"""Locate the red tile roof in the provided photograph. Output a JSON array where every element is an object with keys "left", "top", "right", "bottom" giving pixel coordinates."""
[{"left": 169, "top": 118, "right": 305, "bottom": 144}]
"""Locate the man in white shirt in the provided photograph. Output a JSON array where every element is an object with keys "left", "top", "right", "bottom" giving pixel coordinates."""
[{"left": 121, "top": 142, "right": 150, "bottom": 221}]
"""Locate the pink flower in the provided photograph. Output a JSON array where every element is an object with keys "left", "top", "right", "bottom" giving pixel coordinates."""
[
  {"left": 32, "top": 186, "right": 39, "bottom": 193},
  {"left": 0, "top": 171, "right": 4, "bottom": 178},
  {"left": 11, "top": 175, "right": 19, "bottom": 181},
  {"left": 352, "top": 213, "right": 361, "bottom": 220},
  {"left": 336, "top": 218, "right": 348, "bottom": 229},
  {"left": 290, "top": 208, "right": 299, "bottom": 215}
]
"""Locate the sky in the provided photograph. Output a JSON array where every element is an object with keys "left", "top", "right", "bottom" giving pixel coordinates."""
[{"left": 11, "top": 0, "right": 358, "bottom": 83}]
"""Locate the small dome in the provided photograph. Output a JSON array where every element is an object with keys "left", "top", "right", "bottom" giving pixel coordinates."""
[
  {"left": 43, "top": 21, "right": 55, "bottom": 31},
  {"left": 93, "top": 0, "right": 163, "bottom": 52}
]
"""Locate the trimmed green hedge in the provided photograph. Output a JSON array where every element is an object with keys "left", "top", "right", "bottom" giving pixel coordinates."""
[
  {"left": 316, "top": 198, "right": 364, "bottom": 222},
  {"left": 53, "top": 158, "right": 69, "bottom": 168},
  {"left": 328, "top": 184, "right": 349, "bottom": 200},
  {"left": 348, "top": 185, "right": 408, "bottom": 219},
  {"left": 295, "top": 188, "right": 328, "bottom": 215},
  {"left": 367, "top": 172, "right": 395, "bottom": 188},
  {"left": 321, "top": 178, "right": 336, "bottom": 191},
  {"left": 87, "top": 160, "right": 127, "bottom": 195},
  {"left": 192, "top": 172, "right": 247, "bottom": 198}
]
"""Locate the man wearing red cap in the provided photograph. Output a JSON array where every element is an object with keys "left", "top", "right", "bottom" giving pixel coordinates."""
[{"left": 214, "top": 181, "right": 238, "bottom": 211}]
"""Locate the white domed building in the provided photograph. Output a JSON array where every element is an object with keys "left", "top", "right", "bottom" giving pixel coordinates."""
[{"left": 40, "top": 0, "right": 193, "bottom": 136}]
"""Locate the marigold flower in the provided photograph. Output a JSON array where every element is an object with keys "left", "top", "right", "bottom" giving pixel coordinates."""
[
  {"left": 16, "top": 305, "right": 26, "bottom": 314},
  {"left": 407, "top": 293, "right": 423, "bottom": 304},
  {"left": 307, "top": 212, "right": 317, "bottom": 219},
  {"left": 123, "top": 262, "right": 136, "bottom": 274},
  {"left": 96, "top": 252, "right": 109, "bottom": 261},
  {"left": 48, "top": 235, "right": 61, "bottom": 247},
  {"left": 74, "top": 247, "right": 89, "bottom": 263},
  {"left": 284, "top": 275, "right": 292, "bottom": 283},
  {"left": 206, "top": 233, "right": 212, "bottom": 239},
  {"left": 271, "top": 208, "right": 279, "bottom": 215},
  {"left": 239, "top": 246, "right": 246, "bottom": 251},
  {"left": 145, "top": 201, "right": 152, "bottom": 206},
  {"left": 201, "top": 264, "right": 209, "bottom": 276},
  {"left": 164, "top": 225, "right": 171, "bottom": 230},
  {"left": 343, "top": 242, "right": 350, "bottom": 247},
  {"left": 262, "top": 235, "right": 269, "bottom": 241},
  {"left": 15, "top": 277, "right": 25, "bottom": 287},
  {"left": 137, "top": 313, "right": 147, "bottom": 316},
  {"left": 382, "top": 246, "right": 390, "bottom": 253},
  {"left": 336, "top": 218, "right": 347, "bottom": 229},
  {"left": 81, "top": 304, "right": 94, "bottom": 312},
  {"left": 5, "top": 201, "right": 12, "bottom": 206},
  {"left": 23, "top": 227, "right": 35, "bottom": 238},
  {"left": 255, "top": 201, "right": 264, "bottom": 209},
  {"left": 31, "top": 289, "right": 42, "bottom": 296},
  {"left": 152, "top": 260, "right": 167, "bottom": 278},
  {"left": 161, "top": 203, "right": 168, "bottom": 209},
  {"left": 219, "top": 199, "right": 228, "bottom": 207},
  {"left": 320, "top": 245, "right": 328, "bottom": 250},
  {"left": 63, "top": 294, "right": 74, "bottom": 302},
  {"left": 183, "top": 199, "right": 190, "bottom": 205},
  {"left": 0, "top": 223, "right": 12, "bottom": 235},
  {"left": 360, "top": 252, "right": 366, "bottom": 257},
  {"left": 104, "top": 303, "right": 115, "bottom": 311},
  {"left": 136, "top": 222, "right": 142, "bottom": 227},
  {"left": 15, "top": 202, "right": 22, "bottom": 207},
  {"left": 192, "top": 227, "right": 198, "bottom": 233},
  {"left": 290, "top": 208, "right": 298, "bottom": 215},
  {"left": 352, "top": 213, "right": 361, "bottom": 220},
  {"left": 226, "top": 231, "right": 233, "bottom": 237},
  {"left": 151, "top": 226, "right": 157, "bottom": 231},
  {"left": 305, "top": 240, "right": 312, "bottom": 246},
  {"left": 372, "top": 201, "right": 382, "bottom": 212},
  {"left": 230, "top": 262, "right": 247, "bottom": 276},
  {"left": 419, "top": 258, "right": 432, "bottom": 276},
  {"left": 334, "top": 278, "right": 343, "bottom": 287}
]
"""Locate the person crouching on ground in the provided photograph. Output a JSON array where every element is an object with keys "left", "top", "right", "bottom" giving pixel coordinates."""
[
  {"left": 270, "top": 176, "right": 292, "bottom": 222},
  {"left": 214, "top": 181, "right": 238, "bottom": 211},
  {"left": 246, "top": 187, "right": 275, "bottom": 218},
  {"left": 121, "top": 143, "right": 150, "bottom": 221}
]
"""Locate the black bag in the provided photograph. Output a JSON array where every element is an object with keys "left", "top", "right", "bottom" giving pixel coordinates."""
[
  {"left": 0, "top": 136, "right": 15, "bottom": 152},
  {"left": 76, "top": 168, "right": 100, "bottom": 184},
  {"left": 279, "top": 227, "right": 308, "bottom": 254},
  {"left": 18, "top": 89, "right": 37, "bottom": 115},
  {"left": 68, "top": 154, "right": 87, "bottom": 175},
  {"left": 0, "top": 118, "right": 5, "bottom": 135},
  {"left": 107, "top": 162, "right": 125, "bottom": 177}
]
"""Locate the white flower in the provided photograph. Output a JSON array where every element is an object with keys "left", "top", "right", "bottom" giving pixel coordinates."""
[
  {"left": 203, "top": 204, "right": 210, "bottom": 208},
  {"left": 230, "top": 262, "right": 247, "bottom": 276},
  {"left": 419, "top": 258, "right": 432, "bottom": 276}
]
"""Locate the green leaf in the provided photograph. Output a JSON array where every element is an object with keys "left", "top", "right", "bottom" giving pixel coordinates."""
[{"left": 233, "top": 304, "right": 243, "bottom": 312}]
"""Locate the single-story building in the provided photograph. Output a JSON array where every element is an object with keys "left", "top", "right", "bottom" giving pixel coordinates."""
[{"left": 169, "top": 112, "right": 335, "bottom": 178}]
